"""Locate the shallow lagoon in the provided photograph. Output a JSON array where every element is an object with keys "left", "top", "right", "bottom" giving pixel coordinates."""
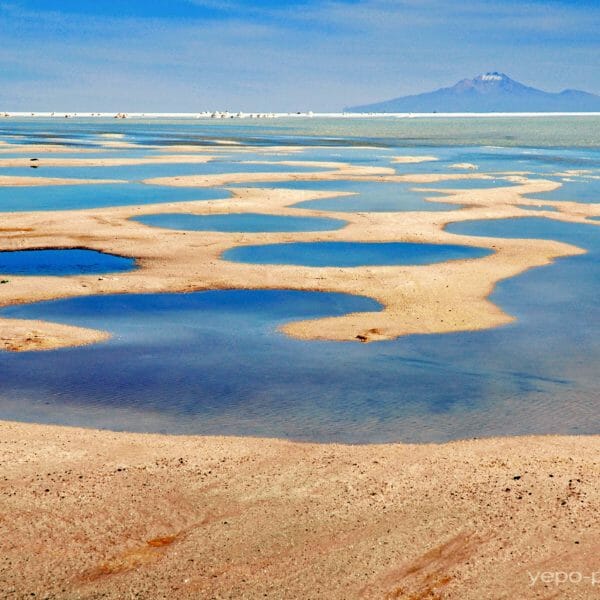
[
  {"left": 134, "top": 213, "right": 347, "bottom": 233},
  {"left": 0, "top": 183, "right": 230, "bottom": 212},
  {"left": 0, "top": 249, "right": 135, "bottom": 276},
  {"left": 1, "top": 119, "right": 599, "bottom": 442},
  {"left": 1, "top": 221, "right": 599, "bottom": 442},
  {"left": 0, "top": 216, "right": 598, "bottom": 442},
  {"left": 224, "top": 241, "right": 491, "bottom": 267}
]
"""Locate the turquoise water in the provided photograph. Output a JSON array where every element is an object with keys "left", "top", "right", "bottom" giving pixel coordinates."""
[
  {"left": 134, "top": 213, "right": 347, "bottom": 233},
  {"left": 0, "top": 249, "right": 135, "bottom": 276},
  {"left": 232, "top": 180, "right": 455, "bottom": 212},
  {"left": 0, "top": 183, "right": 230, "bottom": 212},
  {"left": 224, "top": 241, "right": 491, "bottom": 267}
]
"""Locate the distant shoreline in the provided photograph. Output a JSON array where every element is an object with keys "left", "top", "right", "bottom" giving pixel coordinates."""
[{"left": 2, "top": 111, "right": 600, "bottom": 119}]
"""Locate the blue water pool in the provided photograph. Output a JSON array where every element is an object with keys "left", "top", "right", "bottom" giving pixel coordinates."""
[
  {"left": 134, "top": 213, "right": 347, "bottom": 233},
  {"left": 0, "top": 183, "right": 230, "bottom": 212},
  {"left": 223, "top": 241, "right": 491, "bottom": 267},
  {"left": 0, "top": 248, "right": 135, "bottom": 276}
]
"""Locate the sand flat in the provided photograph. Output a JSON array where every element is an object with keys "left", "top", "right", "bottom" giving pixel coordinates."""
[
  {"left": 0, "top": 155, "right": 214, "bottom": 168},
  {"left": 0, "top": 175, "right": 125, "bottom": 187},
  {"left": 1, "top": 175, "right": 598, "bottom": 350},
  {"left": 0, "top": 317, "right": 109, "bottom": 351},
  {"left": 392, "top": 155, "right": 439, "bottom": 163},
  {"left": 1, "top": 420, "right": 598, "bottom": 599}
]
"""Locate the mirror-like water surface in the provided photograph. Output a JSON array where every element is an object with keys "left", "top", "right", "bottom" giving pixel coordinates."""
[
  {"left": 0, "top": 249, "right": 135, "bottom": 276},
  {"left": 0, "top": 183, "right": 230, "bottom": 212},
  {"left": 223, "top": 241, "right": 491, "bottom": 267}
]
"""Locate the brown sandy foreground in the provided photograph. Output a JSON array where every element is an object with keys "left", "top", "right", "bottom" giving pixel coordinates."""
[{"left": 1, "top": 421, "right": 599, "bottom": 599}]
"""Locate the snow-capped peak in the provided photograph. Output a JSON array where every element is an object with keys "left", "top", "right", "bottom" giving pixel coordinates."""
[{"left": 478, "top": 72, "right": 505, "bottom": 82}]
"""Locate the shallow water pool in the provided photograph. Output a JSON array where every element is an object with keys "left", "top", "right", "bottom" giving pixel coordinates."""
[
  {"left": 223, "top": 241, "right": 491, "bottom": 267},
  {"left": 0, "top": 183, "right": 230, "bottom": 212},
  {"left": 0, "top": 248, "right": 135, "bottom": 276}
]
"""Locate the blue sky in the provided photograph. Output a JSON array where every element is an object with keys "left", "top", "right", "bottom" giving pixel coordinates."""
[{"left": 0, "top": 0, "right": 598, "bottom": 111}]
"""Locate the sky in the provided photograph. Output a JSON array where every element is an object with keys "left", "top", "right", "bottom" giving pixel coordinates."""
[{"left": 0, "top": 0, "right": 598, "bottom": 112}]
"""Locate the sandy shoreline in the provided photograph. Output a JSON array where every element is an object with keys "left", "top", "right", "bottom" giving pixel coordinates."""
[
  {"left": 1, "top": 419, "right": 598, "bottom": 599},
  {"left": 0, "top": 175, "right": 125, "bottom": 187},
  {"left": 0, "top": 155, "right": 214, "bottom": 168}
]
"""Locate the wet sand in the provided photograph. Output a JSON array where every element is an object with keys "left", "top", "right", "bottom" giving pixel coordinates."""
[
  {"left": 0, "top": 175, "right": 124, "bottom": 187},
  {"left": 1, "top": 420, "right": 598, "bottom": 599},
  {"left": 392, "top": 155, "right": 438, "bottom": 163}
]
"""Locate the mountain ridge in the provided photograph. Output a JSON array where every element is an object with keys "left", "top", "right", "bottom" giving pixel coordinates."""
[{"left": 346, "top": 73, "right": 600, "bottom": 113}]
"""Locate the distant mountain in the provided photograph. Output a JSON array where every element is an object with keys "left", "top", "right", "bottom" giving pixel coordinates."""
[{"left": 346, "top": 73, "right": 600, "bottom": 113}]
